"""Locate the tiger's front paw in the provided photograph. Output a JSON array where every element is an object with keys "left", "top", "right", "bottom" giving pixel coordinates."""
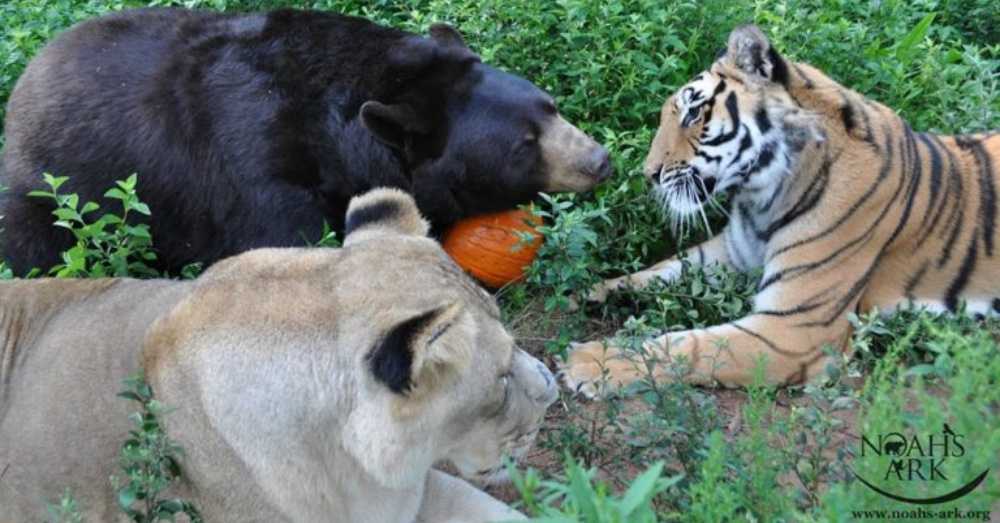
[
  {"left": 559, "top": 340, "right": 641, "bottom": 399},
  {"left": 566, "top": 277, "right": 624, "bottom": 311}
]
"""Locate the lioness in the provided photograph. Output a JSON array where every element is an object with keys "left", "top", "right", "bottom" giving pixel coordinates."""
[{"left": 0, "top": 189, "right": 556, "bottom": 522}]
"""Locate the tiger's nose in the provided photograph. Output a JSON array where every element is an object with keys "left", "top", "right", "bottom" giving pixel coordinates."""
[{"left": 644, "top": 164, "right": 663, "bottom": 184}]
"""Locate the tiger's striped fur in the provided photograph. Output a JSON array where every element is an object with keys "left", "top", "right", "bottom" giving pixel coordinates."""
[{"left": 563, "top": 25, "right": 1000, "bottom": 391}]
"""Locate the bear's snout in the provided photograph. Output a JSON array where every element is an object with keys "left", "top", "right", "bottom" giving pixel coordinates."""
[
  {"left": 582, "top": 145, "right": 613, "bottom": 182},
  {"left": 539, "top": 114, "right": 613, "bottom": 192}
]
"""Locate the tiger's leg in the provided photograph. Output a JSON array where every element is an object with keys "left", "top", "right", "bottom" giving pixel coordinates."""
[
  {"left": 586, "top": 229, "right": 735, "bottom": 303},
  {"left": 564, "top": 256, "right": 867, "bottom": 393},
  {"left": 563, "top": 316, "right": 850, "bottom": 393}
]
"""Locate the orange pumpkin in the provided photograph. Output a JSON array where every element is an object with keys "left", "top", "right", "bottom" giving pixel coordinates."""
[{"left": 442, "top": 208, "right": 543, "bottom": 288}]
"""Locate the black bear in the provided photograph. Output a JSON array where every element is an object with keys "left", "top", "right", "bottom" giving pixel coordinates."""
[{"left": 0, "top": 8, "right": 610, "bottom": 274}]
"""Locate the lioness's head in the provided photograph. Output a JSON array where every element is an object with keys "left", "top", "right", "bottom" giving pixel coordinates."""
[
  {"left": 144, "top": 188, "right": 556, "bottom": 494},
  {"left": 643, "top": 25, "right": 824, "bottom": 222}
]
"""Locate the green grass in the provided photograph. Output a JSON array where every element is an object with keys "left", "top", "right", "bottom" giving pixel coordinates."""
[{"left": 2, "top": 0, "right": 999, "bottom": 521}]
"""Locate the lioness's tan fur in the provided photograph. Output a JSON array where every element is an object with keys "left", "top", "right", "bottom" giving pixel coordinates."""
[{"left": 1, "top": 189, "right": 555, "bottom": 522}]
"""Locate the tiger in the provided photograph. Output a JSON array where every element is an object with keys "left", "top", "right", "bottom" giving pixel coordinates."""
[{"left": 562, "top": 25, "right": 1000, "bottom": 393}]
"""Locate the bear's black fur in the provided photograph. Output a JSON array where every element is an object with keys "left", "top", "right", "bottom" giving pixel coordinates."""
[{"left": 0, "top": 8, "right": 609, "bottom": 274}]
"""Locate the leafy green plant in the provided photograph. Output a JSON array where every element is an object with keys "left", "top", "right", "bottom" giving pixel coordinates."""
[
  {"left": 304, "top": 221, "right": 341, "bottom": 248},
  {"left": 112, "top": 374, "right": 203, "bottom": 523},
  {"left": 46, "top": 489, "right": 85, "bottom": 523},
  {"left": 28, "top": 173, "right": 158, "bottom": 278},
  {"left": 685, "top": 431, "right": 741, "bottom": 523},
  {"left": 510, "top": 457, "right": 682, "bottom": 522},
  {"left": 526, "top": 194, "right": 606, "bottom": 313}
]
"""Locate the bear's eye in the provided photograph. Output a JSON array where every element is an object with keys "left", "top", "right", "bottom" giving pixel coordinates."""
[{"left": 511, "top": 134, "right": 538, "bottom": 158}]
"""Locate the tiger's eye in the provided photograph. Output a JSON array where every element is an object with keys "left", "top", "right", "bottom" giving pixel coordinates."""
[{"left": 682, "top": 106, "right": 702, "bottom": 127}]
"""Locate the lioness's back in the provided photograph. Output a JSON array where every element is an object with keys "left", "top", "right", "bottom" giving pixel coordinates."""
[{"left": 0, "top": 278, "right": 191, "bottom": 520}]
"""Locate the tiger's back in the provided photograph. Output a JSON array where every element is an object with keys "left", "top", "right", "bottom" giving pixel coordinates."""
[{"left": 762, "top": 60, "right": 1000, "bottom": 319}]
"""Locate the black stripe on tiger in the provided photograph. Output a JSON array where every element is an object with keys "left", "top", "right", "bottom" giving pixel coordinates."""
[
  {"left": 754, "top": 106, "right": 772, "bottom": 133},
  {"left": 766, "top": 46, "right": 789, "bottom": 87},
  {"left": 936, "top": 140, "right": 966, "bottom": 269},
  {"left": 904, "top": 261, "right": 930, "bottom": 299},
  {"left": 759, "top": 151, "right": 838, "bottom": 243},
  {"left": 759, "top": 177, "right": 786, "bottom": 214},
  {"left": 755, "top": 301, "right": 826, "bottom": 317},
  {"left": 939, "top": 207, "right": 965, "bottom": 269},
  {"left": 728, "top": 130, "right": 755, "bottom": 167},
  {"left": 839, "top": 92, "right": 857, "bottom": 134},
  {"left": 732, "top": 323, "right": 814, "bottom": 357},
  {"left": 702, "top": 93, "right": 741, "bottom": 147},
  {"left": 945, "top": 229, "right": 979, "bottom": 312},
  {"left": 955, "top": 136, "right": 996, "bottom": 257},
  {"left": 915, "top": 133, "right": 944, "bottom": 241}
]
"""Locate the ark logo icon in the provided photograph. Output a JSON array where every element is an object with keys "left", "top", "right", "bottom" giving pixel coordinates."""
[{"left": 853, "top": 424, "right": 989, "bottom": 504}]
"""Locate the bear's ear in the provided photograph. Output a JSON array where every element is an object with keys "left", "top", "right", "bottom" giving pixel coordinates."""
[
  {"left": 343, "top": 188, "right": 429, "bottom": 245},
  {"left": 368, "top": 302, "right": 471, "bottom": 395},
  {"left": 360, "top": 101, "right": 430, "bottom": 152},
  {"left": 383, "top": 29, "right": 479, "bottom": 82},
  {"left": 363, "top": 26, "right": 479, "bottom": 155},
  {"left": 428, "top": 23, "right": 467, "bottom": 49},
  {"left": 724, "top": 25, "right": 788, "bottom": 86}
]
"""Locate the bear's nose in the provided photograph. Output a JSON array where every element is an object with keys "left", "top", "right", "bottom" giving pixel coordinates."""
[{"left": 584, "top": 147, "right": 613, "bottom": 181}]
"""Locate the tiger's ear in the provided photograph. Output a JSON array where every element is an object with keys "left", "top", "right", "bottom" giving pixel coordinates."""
[
  {"left": 725, "top": 25, "right": 788, "bottom": 86},
  {"left": 368, "top": 303, "right": 471, "bottom": 396}
]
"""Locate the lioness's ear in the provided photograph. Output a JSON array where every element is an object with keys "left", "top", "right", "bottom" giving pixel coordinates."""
[
  {"left": 725, "top": 25, "right": 788, "bottom": 86},
  {"left": 368, "top": 302, "right": 471, "bottom": 395},
  {"left": 343, "top": 188, "right": 429, "bottom": 244}
]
